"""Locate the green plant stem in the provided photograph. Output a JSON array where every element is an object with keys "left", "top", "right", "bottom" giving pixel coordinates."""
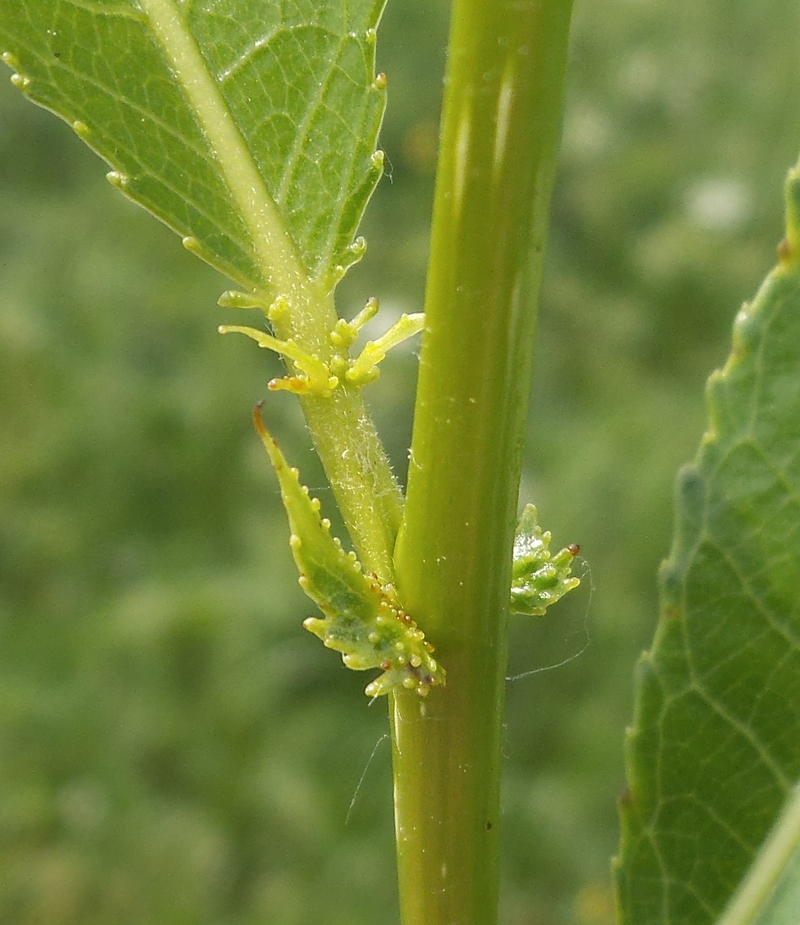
[
  {"left": 391, "top": 1, "right": 574, "bottom": 923},
  {"left": 269, "top": 286, "right": 404, "bottom": 581},
  {"left": 301, "top": 387, "right": 403, "bottom": 580}
]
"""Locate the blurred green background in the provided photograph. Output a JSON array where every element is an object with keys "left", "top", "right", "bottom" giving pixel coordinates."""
[{"left": 2, "top": 1, "right": 800, "bottom": 923}]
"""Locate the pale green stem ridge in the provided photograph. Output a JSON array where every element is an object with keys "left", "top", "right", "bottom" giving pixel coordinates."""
[{"left": 716, "top": 782, "right": 800, "bottom": 925}]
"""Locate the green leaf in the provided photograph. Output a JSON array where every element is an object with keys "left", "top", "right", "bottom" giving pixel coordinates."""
[
  {"left": 509, "top": 504, "right": 580, "bottom": 616},
  {"left": 616, "top": 165, "right": 800, "bottom": 925},
  {"left": 717, "top": 783, "right": 800, "bottom": 925},
  {"left": 253, "top": 406, "right": 445, "bottom": 699},
  {"left": 0, "top": 0, "right": 386, "bottom": 295}
]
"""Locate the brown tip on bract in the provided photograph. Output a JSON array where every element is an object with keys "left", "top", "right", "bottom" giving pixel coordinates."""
[
  {"left": 778, "top": 237, "right": 794, "bottom": 263},
  {"left": 568, "top": 544, "right": 581, "bottom": 556},
  {"left": 252, "top": 403, "right": 286, "bottom": 474},
  {"left": 252, "top": 402, "right": 269, "bottom": 439}
]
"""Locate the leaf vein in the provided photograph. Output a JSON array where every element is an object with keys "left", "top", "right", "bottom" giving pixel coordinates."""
[{"left": 138, "top": 0, "right": 308, "bottom": 294}]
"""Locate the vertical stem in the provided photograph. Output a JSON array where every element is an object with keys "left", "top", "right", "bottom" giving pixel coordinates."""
[
  {"left": 272, "top": 287, "right": 405, "bottom": 581},
  {"left": 301, "top": 387, "right": 404, "bottom": 580},
  {"left": 391, "top": 1, "right": 574, "bottom": 923}
]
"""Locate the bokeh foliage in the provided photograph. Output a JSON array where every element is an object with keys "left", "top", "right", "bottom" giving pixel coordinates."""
[{"left": 1, "top": 0, "right": 800, "bottom": 923}]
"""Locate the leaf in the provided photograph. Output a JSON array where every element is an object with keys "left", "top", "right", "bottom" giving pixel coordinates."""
[
  {"left": 0, "top": 0, "right": 387, "bottom": 295},
  {"left": 716, "top": 783, "right": 800, "bottom": 925},
  {"left": 253, "top": 406, "right": 446, "bottom": 698},
  {"left": 616, "top": 165, "right": 800, "bottom": 925},
  {"left": 509, "top": 504, "right": 580, "bottom": 616}
]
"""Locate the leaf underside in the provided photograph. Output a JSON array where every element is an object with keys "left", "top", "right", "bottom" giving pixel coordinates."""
[
  {"left": 0, "top": 0, "right": 387, "bottom": 293},
  {"left": 749, "top": 836, "right": 800, "bottom": 925},
  {"left": 615, "top": 168, "right": 800, "bottom": 925}
]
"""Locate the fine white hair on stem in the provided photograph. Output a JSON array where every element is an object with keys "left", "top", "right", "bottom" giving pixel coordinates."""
[{"left": 345, "top": 734, "right": 391, "bottom": 826}]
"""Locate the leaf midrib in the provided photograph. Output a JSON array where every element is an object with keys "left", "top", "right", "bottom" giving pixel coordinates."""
[{"left": 139, "top": 0, "right": 308, "bottom": 296}]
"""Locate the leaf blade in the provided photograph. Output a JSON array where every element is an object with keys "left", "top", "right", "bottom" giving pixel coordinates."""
[
  {"left": 0, "top": 0, "right": 386, "bottom": 293},
  {"left": 717, "top": 782, "right": 800, "bottom": 925},
  {"left": 616, "top": 167, "right": 800, "bottom": 925}
]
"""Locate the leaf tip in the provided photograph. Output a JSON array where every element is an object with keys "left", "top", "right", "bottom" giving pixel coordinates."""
[
  {"left": 218, "top": 289, "right": 268, "bottom": 310},
  {"left": 346, "top": 236, "right": 368, "bottom": 264},
  {"left": 777, "top": 236, "right": 794, "bottom": 264},
  {"left": 106, "top": 170, "right": 129, "bottom": 191},
  {"left": 781, "top": 166, "right": 800, "bottom": 270},
  {"left": 9, "top": 71, "right": 30, "bottom": 92}
]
